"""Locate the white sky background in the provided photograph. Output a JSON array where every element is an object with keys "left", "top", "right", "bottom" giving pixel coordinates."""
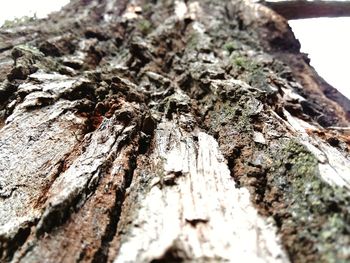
[
  {"left": 290, "top": 18, "right": 350, "bottom": 100},
  {"left": 0, "top": 1, "right": 349, "bottom": 100},
  {"left": 0, "top": 0, "right": 70, "bottom": 24}
]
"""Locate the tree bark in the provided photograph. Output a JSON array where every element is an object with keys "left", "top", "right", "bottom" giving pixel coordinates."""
[{"left": 0, "top": 0, "right": 350, "bottom": 262}]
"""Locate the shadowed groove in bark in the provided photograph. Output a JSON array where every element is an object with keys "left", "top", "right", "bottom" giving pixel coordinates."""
[
  {"left": 90, "top": 148, "right": 141, "bottom": 263},
  {"left": 41, "top": 104, "right": 143, "bottom": 227},
  {"left": 0, "top": 227, "right": 32, "bottom": 263},
  {"left": 9, "top": 114, "right": 144, "bottom": 262},
  {"left": 91, "top": 151, "right": 138, "bottom": 263},
  {"left": 91, "top": 112, "right": 157, "bottom": 262}
]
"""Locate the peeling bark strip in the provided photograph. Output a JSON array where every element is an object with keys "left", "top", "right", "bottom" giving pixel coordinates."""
[
  {"left": 112, "top": 121, "right": 289, "bottom": 262},
  {"left": 1, "top": 0, "right": 350, "bottom": 262}
]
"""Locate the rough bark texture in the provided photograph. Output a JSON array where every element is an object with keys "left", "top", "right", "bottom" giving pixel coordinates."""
[{"left": 1, "top": 0, "right": 350, "bottom": 262}]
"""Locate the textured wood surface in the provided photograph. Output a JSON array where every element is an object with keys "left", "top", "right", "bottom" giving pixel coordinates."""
[{"left": 0, "top": 0, "right": 350, "bottom": 262}]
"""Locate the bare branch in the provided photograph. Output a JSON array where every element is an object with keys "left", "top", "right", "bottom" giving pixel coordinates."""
[{"left": 263, "top": 0, "right": 350, "bottom": 19}]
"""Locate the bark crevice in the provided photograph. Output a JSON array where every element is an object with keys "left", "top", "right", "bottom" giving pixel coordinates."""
[{"left": 1, "top": 0, "right": 350, "bottom": 262}]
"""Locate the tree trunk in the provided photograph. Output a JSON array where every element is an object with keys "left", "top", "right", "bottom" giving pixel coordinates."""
[{"left": 1, "top": 0, "right": 350, "bottom": 262}]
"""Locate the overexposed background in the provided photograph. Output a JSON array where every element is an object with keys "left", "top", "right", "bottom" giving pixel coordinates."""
[
  {"left": 290, "top": 18, "right": 350, "bottom": 99},
  {"left": 0, "top": 1, "right": 349, "bottom": 99},
  {"left": 0, "top": 0, "right": 70, "bottom": 24}
]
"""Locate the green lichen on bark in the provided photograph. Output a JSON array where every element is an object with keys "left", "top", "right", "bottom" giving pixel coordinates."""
[
  {"left": 211, "top": 100, "right": 254, "bottom": 133},
  {"left": 223, "top": 41, "right": 238, "bottom": 54},
  {"left": 1, "top": 0, "right": 350, "bottom": 261},
  {"left": 207, "top": 95, "right": 350, "bottom": 262},
  {"left": 137, "top": 19, "right": 153, "bottom": 36},
  {"left": 270, "top": 140, "right": 350, "bottom": 262}
]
